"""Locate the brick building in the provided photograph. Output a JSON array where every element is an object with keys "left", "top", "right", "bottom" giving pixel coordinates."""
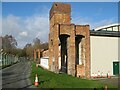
[
  {"left": 48, "top": 2, "right": 90, "bottom": 78},
  {"left": 34, "top": 49, "right": 41, "bottom": 63}
]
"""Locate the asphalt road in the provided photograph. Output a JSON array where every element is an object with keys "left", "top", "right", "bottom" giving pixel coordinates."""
[
  {"left": 98, "top": 77, "right": 119, "bottom": 88},
  {"left": 91, "top": 77, "right": 119, "bottom": 88},
  {"left": 1, "top": 59, "right": 35, "bottom": 89}
]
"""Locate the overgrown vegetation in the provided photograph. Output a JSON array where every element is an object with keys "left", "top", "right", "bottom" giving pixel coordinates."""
[{"left": 30, "top": 62, "right": 116, "bottom": 89}]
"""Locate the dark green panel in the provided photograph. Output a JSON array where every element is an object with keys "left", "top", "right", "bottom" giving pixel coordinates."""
[{"left": 113, "top": 62, "right": 119, "bottom": 75}]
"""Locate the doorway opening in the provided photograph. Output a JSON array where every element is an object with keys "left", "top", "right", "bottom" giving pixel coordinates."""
[
  {"left": 59, "top": 34, "right": 69, "bottom": 73},
  {"left": 75, "top": 35, "right": 84, "bottom": 65}
]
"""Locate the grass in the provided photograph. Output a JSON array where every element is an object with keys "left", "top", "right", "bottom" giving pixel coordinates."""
[{"left": 30, "top": 62, "right": 116, "bottom": 89}]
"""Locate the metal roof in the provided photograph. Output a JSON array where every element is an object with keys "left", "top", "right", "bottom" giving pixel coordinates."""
[
  {"left": 94, "top": 23, "right": 120, "bottom": 31},
  {"left": 90, "top": 30, "right": 120, "bottom": 37}
]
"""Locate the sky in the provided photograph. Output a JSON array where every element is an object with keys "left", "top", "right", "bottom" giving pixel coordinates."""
[{"left": 2, "top": 2, "right": 118, "bottom": 48}]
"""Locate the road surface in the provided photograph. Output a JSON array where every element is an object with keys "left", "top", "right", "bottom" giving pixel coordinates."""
[
  {"left": 1, "top": 59, "right": 35, "bottom": 89},
  {"left": 91, "top": 77, "right": 119, "bottom": 88}
]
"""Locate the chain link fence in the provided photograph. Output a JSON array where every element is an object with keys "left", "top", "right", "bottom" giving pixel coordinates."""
[{"left": 0, "top": 52, "right": 18, "bottom": 68}]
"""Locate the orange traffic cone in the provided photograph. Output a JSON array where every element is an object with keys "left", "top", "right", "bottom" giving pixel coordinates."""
[{"left": 34, "top": 74, "right": 39, "bottom": 86}]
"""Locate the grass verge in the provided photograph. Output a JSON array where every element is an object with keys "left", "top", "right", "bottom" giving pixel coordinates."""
[{"left": 30, "top": 62, "right": 116, "bottom": 89}]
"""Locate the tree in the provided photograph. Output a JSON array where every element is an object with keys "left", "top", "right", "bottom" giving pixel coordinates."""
[
  {"left": 2, "top": 35, "right": 17, "bottom": 54},
  {"left": 33, "top": 38, "right": 41, "bottom": 49},
  {"left": 24, "top": 43, "right": 33, "bottom": 59}
]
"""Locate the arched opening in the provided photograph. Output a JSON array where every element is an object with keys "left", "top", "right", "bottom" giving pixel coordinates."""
[
  {"left": 75, "top": 35, "right": 85, "bottom": 65},
  {"left": 59, "top": 34, "right": 70, "bottom": 73}
]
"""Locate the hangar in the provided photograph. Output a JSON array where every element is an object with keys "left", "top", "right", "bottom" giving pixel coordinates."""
[{"left": 90, "top": 23, "right": 120, "bottom": 77}]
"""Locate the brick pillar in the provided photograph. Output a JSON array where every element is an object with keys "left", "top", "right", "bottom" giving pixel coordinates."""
[
  {"left": 85, "top": 25, "right": 90, "bottom": 79},
  {"left": 53, "top": 24, "right": 59, "bottom": 73},
  {"left": 67, "top": 24, "right": 76, "bottom": 76},
  {"left": 38, "top": 49, "right": 41, "bottom": 64},
  {"left": 81, "top": 37, "right": 86, "bottom": 77},
  {"left": 49, "top": 33, "right": 53, "bottom": 70},
  {"left": 49, "top": 24, "right": 59, "bottom": 73},
  {"left": 34, "top": 49, "right": 36, "bottom": 62},
  {"left": 34, "top": 49, "right": 41, "bottom": 64}
]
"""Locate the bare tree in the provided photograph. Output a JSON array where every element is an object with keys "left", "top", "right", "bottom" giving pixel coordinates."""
[
  {"left": 24, "top": 43, "right": 33, "bottom": 59},
  {"left": 2, "top": 35, "right": 17, "bottom": 54},
  {"left": 33, "top": 38, "right": 41, "bottom": 49}
]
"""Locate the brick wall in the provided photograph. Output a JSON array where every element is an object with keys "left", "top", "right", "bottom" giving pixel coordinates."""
[{"left": 42, "top": 50, "right": 49, "bottom": 57}]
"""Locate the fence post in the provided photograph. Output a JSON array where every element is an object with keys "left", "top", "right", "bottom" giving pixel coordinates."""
[
  {"left": 3, "top": 53, "right": 5, "bottom": 67},
  {"left": 2, "top": 52, "right": 3, "bottom": 66},
  {"left": 11, "top": 54, "right": 12, "bottom": 64},
  {"left": 4, "top": 53, "right": 5, "bottom": 66},
  {"left": 8, "top": 54, "right": 9, "bottom": 65},
  {"left": 3, "top": 53, "right": 5, "bottom": 66},
  {"left": 6, "top": 54, "right": 7, "bottom": 66},
  {"left": 10, "top": 54, "right": 11, "bottom": 65},
  {"left": 0, "top": 52, "right": 2, "bottom": 67}
]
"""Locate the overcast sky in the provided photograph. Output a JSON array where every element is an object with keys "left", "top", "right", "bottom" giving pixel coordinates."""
[{"left": 2, "top": 2, "right": 118, "bottom": 48}]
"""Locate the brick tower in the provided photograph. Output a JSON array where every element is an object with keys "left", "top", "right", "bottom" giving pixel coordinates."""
[{"left": 49, "top": 2, "right": 90, "bottom": 78}]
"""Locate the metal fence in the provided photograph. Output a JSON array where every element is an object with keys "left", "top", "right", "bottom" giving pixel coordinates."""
[{"left": 0, "top": 52, "right": 18, "bottom": 67}]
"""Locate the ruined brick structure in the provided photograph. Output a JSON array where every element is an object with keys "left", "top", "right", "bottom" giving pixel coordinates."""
[
  {"left": 34, "top": 49, "right": 41, "bottom": 63},
  {"left": 49, "top": 2, "right": 90, "bottom": 78},
  {"left": 42, "top": 50, "right": 49, "bottom": 57}
]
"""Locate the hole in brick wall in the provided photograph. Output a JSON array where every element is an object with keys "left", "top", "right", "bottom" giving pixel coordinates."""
[
  {"left": 55, "top": 4, "right": 57, "bottom": 6},
  {"left": 51, "top": 39, "right": 53, "bottom": 45}
]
